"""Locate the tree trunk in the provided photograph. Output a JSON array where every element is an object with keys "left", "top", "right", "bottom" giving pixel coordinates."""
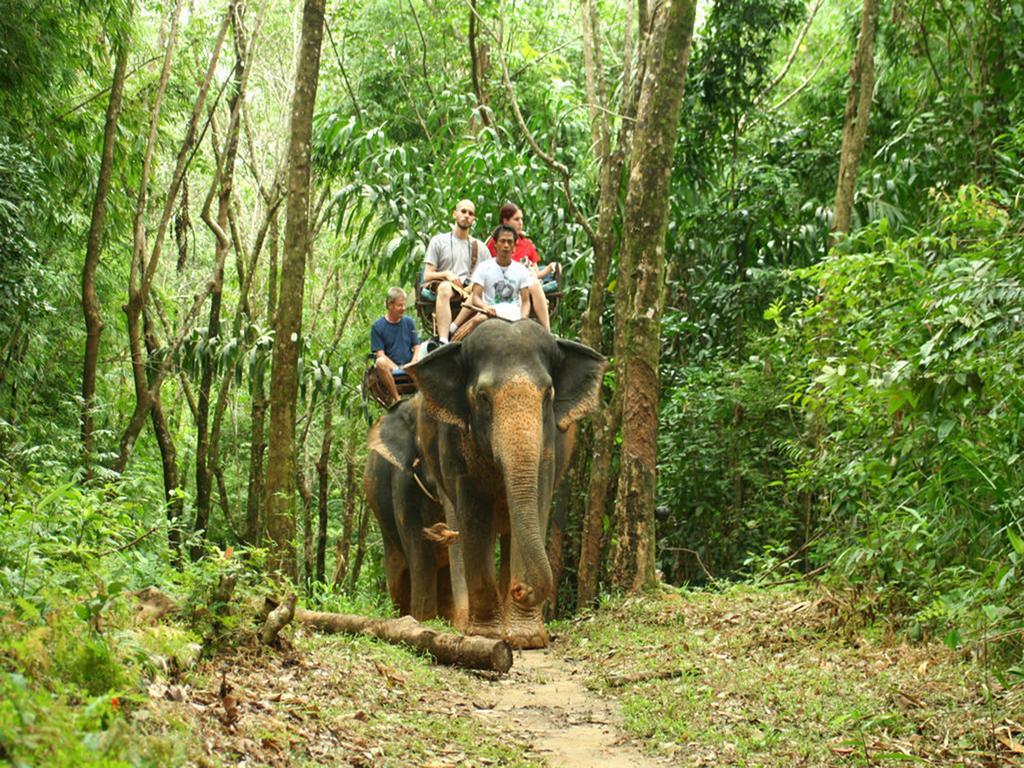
[
  {"left": 244, "top": 210, "right": 279, "bottom": 545},
  {"left": 468, "top": 0, "right": 493, "bottom": 127},
  {"left": 115, "top": 0, "right": 185, "bottom": 475},
  {"left": 610, "top": 0, "right": 698, "bottom": 593},
  {"left": 194, "top": 3, "right": 247, "bottom": 559},
  {"left": 144, "top": 309, "right": 183, "bottom": 558},
  {"left": 264, "top": 0, "right": 326, "bottom": 579},
  {"left": 575, "top": 0, "right": 642, "bottom": 605},
  {"left": 831, "top": 0, "right": 880, "bottom": 241},
  {"left": 81, "top": 37, "right": 130, "bottom": 478},
  {"left": 577, "top": 398, "right": 620, "bottom": 605},
  {"left": 298, "top": 455, "right": 315, "bottom": 591},
  {"left": 116, "top": 3, "right": 230, "bottom": 474},
  {"left": 348, "top": 501, "right": 370, "bottom": 593},
  {"left": 332, "top": 431, "right": 358, "bottom": 590},
  {"left": 315, "top": 400, "right": 332, "bottom": 584}
]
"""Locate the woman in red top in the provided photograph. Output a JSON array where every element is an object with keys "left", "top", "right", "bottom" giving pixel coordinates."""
[
  {"left": 485, "top": 203, "right": 559, "bottom": 330},
  {"left": 486, "top": 203, "right": 558, "bottom": 279}
]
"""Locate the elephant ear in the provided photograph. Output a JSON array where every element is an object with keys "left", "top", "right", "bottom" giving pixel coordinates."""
[
  {"left": 553, "top": 339, "right": 608, "bottom": 431},
  {"left": 367, "top": 400, "right": 419, "bottom": 472},
  {"left": 405, "top": 342, "right": 469, "bottom": 428}
]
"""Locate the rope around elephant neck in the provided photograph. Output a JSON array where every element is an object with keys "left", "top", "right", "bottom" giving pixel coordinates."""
[{"left": 411, "top": 458, "right": 440, "bottom": 503}]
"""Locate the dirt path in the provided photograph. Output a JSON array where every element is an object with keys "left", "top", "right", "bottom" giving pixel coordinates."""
[{"left": 471, "top": 644, "right": 667, "bottom": 768}]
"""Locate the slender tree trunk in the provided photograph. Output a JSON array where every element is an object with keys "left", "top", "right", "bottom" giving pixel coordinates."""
[
  {"left": 245, "top": 392, "right": 268, "bottom": 543},
  {"left": 468, "top": 0, "right": 493, "bottom": 127},
  {"left": 244, "top": 211, "right": 279, "bottom": 544},
  {"left": 576, "top": 0, "right": 646, "bottom": 605},
  {"left": 610, "top": 0, "right": 698, "bottom": 592},
  {"left": 315, "top": 400, "right": 332, "bottom": 584},
  {"left": 332, "top": 431, "right": 358, "bottom": 591},
  {"left": 116, "top": 4, "right": 230, "bottom": 473},
  {"left": 264, "top": 0, "right": 326, "bottom": 579},
  {"left": 194, "top": 4, "right": 247, "bottom": 558},
  {"left": 298, "top": 455, "right": 315, "bottom": 591},
  {"left": 831, "top": 0, "right": 880, "bottom": 241},
  {"left": 577, "top": 398, "right": 620, "bottom": 605},
  {"left": 82, "top": 37, "right": 130, "bottom": 477},
  {"left": 115, "top": 0, "right": 185, "bottom": 474},
  {"left": 347, "top": 501, "right": 370, "bottom": 593},
  {"left": 143, "top": 309, "right": 183, "bottom": 558}
]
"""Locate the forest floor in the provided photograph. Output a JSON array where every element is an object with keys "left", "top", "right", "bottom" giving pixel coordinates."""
[{"left": 17, "top": 585, "right": 1023, "bottom": 767}]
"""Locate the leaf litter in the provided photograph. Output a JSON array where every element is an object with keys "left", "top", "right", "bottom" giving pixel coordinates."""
[{"left": 126, "top": 585, "right": 1024, "bottom": 766}]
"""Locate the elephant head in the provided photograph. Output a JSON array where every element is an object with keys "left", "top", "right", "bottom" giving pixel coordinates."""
[{"left": 406, "top": 321, "right": 606, "bottom": 636}]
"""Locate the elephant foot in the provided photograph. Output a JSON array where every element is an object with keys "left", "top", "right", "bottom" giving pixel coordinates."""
[
  {"left": 502, "top": 604, "right": 549, "bottom": 649},
  {"left": 464, "top": 621, "right": 504, "bottom": 639},
  {"left": 503, "top": 624, "right": 550, "bottom": 649}
]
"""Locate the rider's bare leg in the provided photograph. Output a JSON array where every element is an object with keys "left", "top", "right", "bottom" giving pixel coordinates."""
[
  {"left": 435, "top": 282, "right": 454, "bottom": 341},
  {"left": 528, "top": 282, "right": 550, "bottom": 331}
]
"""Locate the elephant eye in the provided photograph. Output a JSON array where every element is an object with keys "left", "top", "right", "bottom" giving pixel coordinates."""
[{"left": 545, "top": 386, "right": 555, "bottom": 403}]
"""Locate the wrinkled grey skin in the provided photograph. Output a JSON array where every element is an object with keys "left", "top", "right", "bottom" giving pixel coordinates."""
[
  {"left": 404, "top": 321, "right": 606, "bottom": 648},
  {"left": 365, "top": 399, "right": 452, "bottom": 621}
]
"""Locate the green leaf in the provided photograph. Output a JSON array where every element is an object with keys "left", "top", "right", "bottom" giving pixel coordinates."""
[
  {"left": 943, "top": 628, "right": 961, "bottom": 650},
  {"left": 1007, "top": 528, "right": 1024, "bottom": 557}
]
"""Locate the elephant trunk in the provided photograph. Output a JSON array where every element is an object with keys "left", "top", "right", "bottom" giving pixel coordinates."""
[
  {"left": 493, "top": 378, "right": 553, "bottom": 609},
  {"left": 505, "top": 465, "right": 553, "bottom": 608}
]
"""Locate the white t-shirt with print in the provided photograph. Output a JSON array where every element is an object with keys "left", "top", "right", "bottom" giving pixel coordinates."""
[{"left": 470, "top": 259, "right": 534, "bottom": 320}]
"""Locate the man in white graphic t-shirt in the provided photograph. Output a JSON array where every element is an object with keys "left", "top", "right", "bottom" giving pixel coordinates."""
[{"left": 456, "top": 224, "right": 534, "bottom": 336}]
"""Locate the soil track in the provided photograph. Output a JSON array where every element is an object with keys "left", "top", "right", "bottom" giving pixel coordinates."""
[{"left": 472, "top": 645, "right": 667, "bottom": 768}]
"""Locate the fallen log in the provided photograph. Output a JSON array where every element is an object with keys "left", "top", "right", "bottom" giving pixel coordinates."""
[{"left": 294, "top": 608, "right": 513, "bottom": 674}]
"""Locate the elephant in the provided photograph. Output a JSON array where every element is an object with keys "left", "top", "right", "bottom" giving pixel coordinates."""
[
  {"left": 402, "top": 320, "right": 606, "bottom": 648},
  {"left": 365, "top": 398, "right": 454, "bottom": 621}
]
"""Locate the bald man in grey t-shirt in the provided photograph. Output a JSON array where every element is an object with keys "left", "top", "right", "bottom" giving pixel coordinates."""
[{"left": 423, "top": 199, "right": 490, "bottom": 343}]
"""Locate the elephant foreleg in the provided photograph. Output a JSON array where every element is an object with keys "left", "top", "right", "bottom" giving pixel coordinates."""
[
  {"left": 498, "top": 533, "right": 511, "bottom": 600},
  {"left": 453, "top": 478, "right": 502, "bottom": 637},
  {"left": 441, "top": 493, "right": 470, "bottom": 631}
]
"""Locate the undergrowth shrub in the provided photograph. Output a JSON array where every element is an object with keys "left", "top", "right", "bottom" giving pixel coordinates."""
[
  {"left": 771, "top": 186, "right": 1024, "bottom": 653},
  {"left": 0, "top": 460, "right": 281, "bottom": 765},
  {"left": 657, "top": 357, "right": 798, "bottom": 583}
]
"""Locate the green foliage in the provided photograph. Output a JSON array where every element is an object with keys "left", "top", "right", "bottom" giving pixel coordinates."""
[
  {"left": 657, "top": 356, "right": 798, "bottom": 583},
  {"left": 314, "top": 115, "right": 591, "bottom": 311},
  {"left": 770, "top": 186, "right": 1024, "bottom": 645},
  {"left": 0, "top": 139, "right": 48, "bottom": 311}
]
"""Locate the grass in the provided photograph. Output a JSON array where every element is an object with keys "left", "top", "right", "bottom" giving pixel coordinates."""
[
  {"left": 0, "top": 586, "right": 538, "bottom": 767},
  {"left": 6, "top": 568, "right": 1023, "bottom": 767},
  {"left": 556, "top": 585, "right": 1024, "bottom": 767}
]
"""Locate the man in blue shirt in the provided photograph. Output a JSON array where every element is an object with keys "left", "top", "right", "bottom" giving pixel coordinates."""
[{"left": 371, "top": 287, "right": 420, "bottom": 406}]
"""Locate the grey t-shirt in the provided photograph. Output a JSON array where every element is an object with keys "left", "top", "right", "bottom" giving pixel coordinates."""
[{"left": 425, "top": 232, "right": 491, "bottom": 281}]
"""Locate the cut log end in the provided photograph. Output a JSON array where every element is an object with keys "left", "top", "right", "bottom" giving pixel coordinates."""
[
  {"left": 261, "top": 592, "right": 297, "bottom": 646},
  {"left": 134, "top": 586, "right": 179, "bottom": 623}
]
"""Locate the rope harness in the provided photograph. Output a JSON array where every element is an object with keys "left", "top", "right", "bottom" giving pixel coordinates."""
[{"left": 411, "top": 457, "right": 440, "bottom": 504}]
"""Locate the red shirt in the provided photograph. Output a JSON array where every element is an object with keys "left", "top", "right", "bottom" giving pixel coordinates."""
[{"left": 487, "top": 236, "right": 539, "bottom": 265}]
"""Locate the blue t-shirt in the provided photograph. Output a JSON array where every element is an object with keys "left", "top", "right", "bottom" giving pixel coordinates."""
[{"left": 371, "top": 316, "right": 419, "bottom": 367}]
